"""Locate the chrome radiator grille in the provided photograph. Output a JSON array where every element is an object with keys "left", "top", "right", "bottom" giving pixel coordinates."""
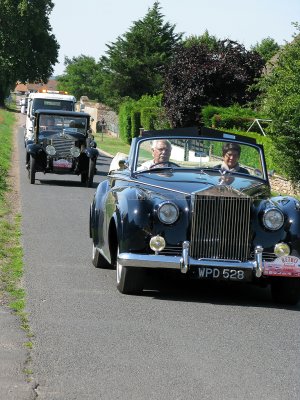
[
  {"left": 190, "top": 195, "right": 252, "bottom": 261},
  {"left": 51, "top": 138, "right": 75, "bottom": 158}
]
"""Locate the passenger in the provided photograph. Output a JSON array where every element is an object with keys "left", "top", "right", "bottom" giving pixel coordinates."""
[
  {"left": 215, "top": 143, "right": 249, "bottom": 174},
  {"left": 138, "top": 139, "right": 172, "bottom": 170}
]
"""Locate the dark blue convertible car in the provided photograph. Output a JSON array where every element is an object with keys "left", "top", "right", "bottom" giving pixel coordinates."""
[{"left": 89, "top": 127, "right": 300, "bottom": 304}]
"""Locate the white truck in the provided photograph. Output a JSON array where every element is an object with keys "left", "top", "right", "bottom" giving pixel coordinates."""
[{"left": 24, "top": 90, "right": 76, "bottom": 143}]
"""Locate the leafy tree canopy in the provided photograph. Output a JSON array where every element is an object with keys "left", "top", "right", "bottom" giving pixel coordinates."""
[
  {"left": 258, "top": 23, "right": 300, "bottom": 183},
  {"left": 57, "top": 55, "right": 103, "bottom": 100},
  {"left": 183, "top": 30, "right": 219, "bottom": 51},
  {"left": 0, "top": 0, "right": 59, "bottom": 105},
  {"left": 163, "top": 39, "right": 264, "bottom": 127},
  {"left": 98, "top": 1, "right": 182, "bottom": 108},
  {"left": 251, "top": 37, "right": 281, "bottom": 63}
]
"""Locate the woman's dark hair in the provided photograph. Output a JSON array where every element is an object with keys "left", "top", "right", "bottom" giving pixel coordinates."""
[{"left": 222, "top": 142, "right": 241, "bottom": 156}]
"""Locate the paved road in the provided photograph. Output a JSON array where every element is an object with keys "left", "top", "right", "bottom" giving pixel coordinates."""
[{"left": 15, "top": 116, "right": 300, "bottom": 400}]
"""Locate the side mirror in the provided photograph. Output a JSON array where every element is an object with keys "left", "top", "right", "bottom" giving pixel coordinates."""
[{"left": 90, "top": 140, "right": 97, "bottom": 148}]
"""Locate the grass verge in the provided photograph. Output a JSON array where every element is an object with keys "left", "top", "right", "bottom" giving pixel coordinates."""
[
  {"left": 94, "top": 132, "right": 130, "bottom": 156},
  {"left": 0, "top": 106, "right": 33, "bottom": 353}
]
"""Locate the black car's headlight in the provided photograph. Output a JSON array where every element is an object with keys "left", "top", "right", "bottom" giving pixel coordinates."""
[
  {"left": 157, "top": 202, "right": 179, "bottom": 224},
  {"left": 70, "top": 146, "right": 80, "bottom": 157},
  {"left": 46, "top": 145, "right": 56, "bottom": 156},
  {"left": 263, "top": 208, "right": 284, "bottom": 230}
]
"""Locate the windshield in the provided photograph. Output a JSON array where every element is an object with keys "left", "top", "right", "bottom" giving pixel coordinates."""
[
  {"left": 32, "top": 98, "right": 74, "bottom": 114},
  {"left": 38, "top": 114, "right": 87, "bottom": 136},
  {"left": 135, "top": 137, "right": 266, "bottom": 179}
]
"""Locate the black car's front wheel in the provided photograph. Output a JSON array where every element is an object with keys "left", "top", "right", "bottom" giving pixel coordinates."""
[
  {"left": 271, "top": 278, "right": 300, "bottom": 305},
  {"left": 116, "top": 247, "right": 144, "bottom": 294},
  {"left": 29, "top": 155, "right": 36, "bottom": 184},
  {"left": 87, "top": 158, "right": 96, "bottom": 188}
]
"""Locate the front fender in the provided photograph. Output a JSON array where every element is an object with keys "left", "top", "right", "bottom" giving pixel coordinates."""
[
  {"left": 26, "top": 143, "right": 43, "bottom": 156},
  {"left": 273, "top": 196, "right": 300, "bottom": 255},
  {"left": 85, "top": 147, "right": 99, "bottom": 159}
]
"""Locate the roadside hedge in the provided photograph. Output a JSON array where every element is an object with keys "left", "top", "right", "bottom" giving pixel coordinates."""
[
  {"left": 201, "top": 104, "right": 268, "bottom": 132},
  {"left": 118, "top": 95, "right": 164, "bottom": 143}
]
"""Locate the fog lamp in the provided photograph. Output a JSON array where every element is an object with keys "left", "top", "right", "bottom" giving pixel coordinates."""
[
  {"left": 46, "top": 145, "right": 56, "bottom": 156},
  {"left": 70, "top": 146, "right": 80, "bottom": 157},
  {"left": 274, "top": 243, "right": 290, "bottom": 257},
  {"left": 150, "top": 235, "right": 166, "bottom": 253}
]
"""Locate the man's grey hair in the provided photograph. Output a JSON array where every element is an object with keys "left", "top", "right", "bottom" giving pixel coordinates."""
[{"left": 151, "top": 139, "right": 172, "bottom": 150}]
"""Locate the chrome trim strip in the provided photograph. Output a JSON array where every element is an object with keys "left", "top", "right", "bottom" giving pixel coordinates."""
[{"left": 118, "top": 253, "right": 259, "bottom": 271}]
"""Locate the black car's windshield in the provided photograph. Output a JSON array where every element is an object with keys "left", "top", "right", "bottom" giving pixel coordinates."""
[
  {"left": 38, "top": 114, "right": 87, "bottom": 136},
  {"left": 134, "top": 137, "right": 266, "bottom": 179}
]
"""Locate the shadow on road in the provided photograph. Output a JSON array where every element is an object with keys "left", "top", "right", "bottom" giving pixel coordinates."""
[{"left": 140, "top": 270, "right": 300, "bottom": 311}]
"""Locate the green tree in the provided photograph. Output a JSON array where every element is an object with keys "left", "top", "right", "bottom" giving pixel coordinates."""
[
  {"left": 251, "top": 37, "right": 280, "bottom": 63},
  {"left": 0, "top": 0, "right": 59, "bottom": 106},
  {"left": 183, "top": 30, "right": 219, "bottom": 51},
  {"left": 99, "top": 1, "right": 182, "bottom": 109},
  {"left": 258, "top": 25, "right": 300, "bottom": 183},
  {"left": 163, "top": 40, "right": 264, "bottom": 127},
  {"left": 57, "top": 55, "right": 103, "bottom": 100}
]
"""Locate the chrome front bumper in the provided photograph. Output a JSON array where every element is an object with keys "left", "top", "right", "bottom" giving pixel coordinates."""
[{"left": 118, "top": 243, "right": 264, "bottom": 278}]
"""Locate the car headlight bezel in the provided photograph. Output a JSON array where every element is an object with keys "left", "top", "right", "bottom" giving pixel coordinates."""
[
  {"left": 45, "top": 145, "right": 56, "bottom": 156},
  {"left": 263, "top": 207, "right": 284, "bottom": 231},
  {"left": 157, "top": 201, "right": 179, "bottom": 225},
  {"left": 70, "top": 146, "right": 81, "bottom": 157}
]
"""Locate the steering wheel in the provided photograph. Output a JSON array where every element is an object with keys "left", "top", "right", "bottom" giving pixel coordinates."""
[{"left": 150, "top": 161, "right": 179, "bottom": 169}]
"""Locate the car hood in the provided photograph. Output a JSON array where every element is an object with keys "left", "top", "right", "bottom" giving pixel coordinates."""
[{"left": 134, "top": 170, "right": 270, "bottom": 198}]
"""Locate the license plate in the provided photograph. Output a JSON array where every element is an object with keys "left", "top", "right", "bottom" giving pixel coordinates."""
[
  {"left": 53, "top": 159, "right": 72, "bottom": 169},
  {"left": 198, "top": 267, "right": 251, "bottom": 282}
]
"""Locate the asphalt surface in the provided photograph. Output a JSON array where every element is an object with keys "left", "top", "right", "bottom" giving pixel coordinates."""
[{"left": 1, "top": 111, "right": 300, "bottom": 399}]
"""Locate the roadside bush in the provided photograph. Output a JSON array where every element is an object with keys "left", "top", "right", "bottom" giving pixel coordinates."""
[
  {"left": 131, "top": 110, "right": 141, "bottom": 139},
  {"left": 201, "top": 104, "right": 268, "bottom": 132},
  {"left": 119, "top": 95, "right": 166, "bottom": 142},
  {"left": 257, "top": 27, "right": 300, "bottom": 184},
  {"left": 141, "top": 107, "right": 159, "bottom": 131},
  {"left": 118, "top": 99, "right": 135, "bottom": 143}
]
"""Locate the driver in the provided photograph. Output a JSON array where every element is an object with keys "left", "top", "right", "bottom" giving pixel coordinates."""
[{"left": 138, "top": 139, "right": 172, "bottom": 170}]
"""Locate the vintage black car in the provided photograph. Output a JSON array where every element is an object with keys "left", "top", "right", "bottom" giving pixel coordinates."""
[
  {"left": 89, "top": 126, "right": 300, "bottom": 304},
  {"left": 26, "top": 110, "right": 99, "bottom": 186}
]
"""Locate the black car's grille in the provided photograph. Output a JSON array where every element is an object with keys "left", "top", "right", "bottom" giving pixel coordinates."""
[
  {"left": 190, "top": 194, "right": 252, "bottom": 261},
  {"left": 159, "top": 245, "right": 182, "bottom": 256},
  {"left": 51, "top": 138, "right": 75, "bottom": 158}
]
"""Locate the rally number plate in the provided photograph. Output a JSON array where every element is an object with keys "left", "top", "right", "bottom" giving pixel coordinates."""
[{"left": 198, "top": 267, "right": 252, "bottom": 282}]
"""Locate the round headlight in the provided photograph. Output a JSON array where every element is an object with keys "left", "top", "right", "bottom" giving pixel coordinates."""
[
  {"left": 46, "top": 145, "right": 56, "bottom": 156},
  {"left": 150, "top": 235, "right": 166, "bottom": 252},
  {"left": 274, "top": 243, "right": 290, "bottom": 257},
  {"left": 157, "top": 202, "right": 179, "bottom": 225},
  {"left": 70, "top": 146, "right": 81, "bottom": 157},
  {"left": 263, "top": 208, "right": 284, "bottom": 230}
]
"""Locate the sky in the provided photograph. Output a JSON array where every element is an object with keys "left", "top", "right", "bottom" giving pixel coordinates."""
[{"left": 49, "top": 0, "right": 300, "bottom": 76}]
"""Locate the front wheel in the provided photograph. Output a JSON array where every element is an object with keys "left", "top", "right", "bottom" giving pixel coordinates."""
[
  {"left": 29, "top": 155, "right": 36, "bottom": 184},
  {"left": 87, "top": 159, "right": 96, "bottom": 188},
  {"left": 116, "top": 247, "right": 144, "bottom": 294},
  {"left": 271, "top": 278, "right": 300, "bottom": 305}
]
